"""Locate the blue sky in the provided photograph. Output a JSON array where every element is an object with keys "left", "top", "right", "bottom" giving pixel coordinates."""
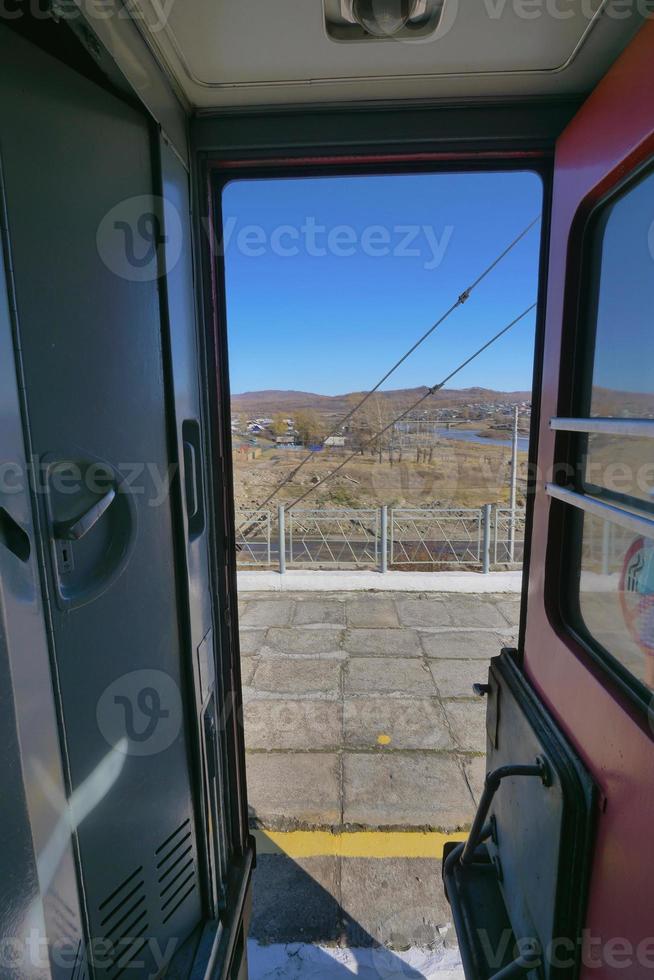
[
  {"left": 592, "top": 167, "right": 654, "bottom": 396},
  {"left": 222, "top": 170, "right": 542, "bottom": 396}
]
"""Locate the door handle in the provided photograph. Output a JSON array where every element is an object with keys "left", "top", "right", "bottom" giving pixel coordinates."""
[
  {"left": 43, "top": 453, "right": 136, "bottom": 609},
  {"left": 183, "top": 440, "right": 199, "bottom": 522},
  {"left": 54, "top": 487, "right": 116, "bottom": 541},
  {"left": 182, "top": 420, "right": 205, "bottom": 540}
]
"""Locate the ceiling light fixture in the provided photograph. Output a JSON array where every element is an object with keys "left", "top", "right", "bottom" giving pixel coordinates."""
[
  {"left": 352, "top": 0, "right": 414, "bottom": 38},
  {"left": 325, "top": 0, "right": 446, "bottom": 42}
]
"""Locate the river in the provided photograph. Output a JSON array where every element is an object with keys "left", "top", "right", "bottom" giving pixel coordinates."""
[{"left": 412, "top": 426, "right": 529, "bottom": 451}]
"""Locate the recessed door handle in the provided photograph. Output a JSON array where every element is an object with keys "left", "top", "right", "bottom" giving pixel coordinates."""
[
  {"left": 183, "top": 440, "right": 198, "bottom": 522},
  {"left": 182, "top": 420, "right": 205, "bottom": 541},
  {"left": 54, "top": 488, "right": 116, "bottom": 541}
]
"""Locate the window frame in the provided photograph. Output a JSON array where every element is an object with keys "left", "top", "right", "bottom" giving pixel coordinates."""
[
  {"left": 557, "top": 157, "right": 654, "bottom": 717},
  {"left": 203, "top": 153, "right": 552, "bottom": 665}
]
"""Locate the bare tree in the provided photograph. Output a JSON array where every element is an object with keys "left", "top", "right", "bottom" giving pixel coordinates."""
[{"left": 350, "top": 394, "right": 393, "bottom": 464}]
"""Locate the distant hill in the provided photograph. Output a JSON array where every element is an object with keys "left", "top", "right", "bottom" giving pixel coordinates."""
[
  {"left": 590, "top": 386, "right": 654, "bottom": 417},
  {"left": 231, "top": 386, "right": 531, "bottom": 417}
]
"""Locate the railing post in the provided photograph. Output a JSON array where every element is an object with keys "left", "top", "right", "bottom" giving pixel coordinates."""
[
  {"left": 602, "top": 519, "right": 611, "bottom": 576},
  {"left": 380, "top": 505, "right": 388, "bottom": 573},
  {"left": 482, "top": 503, "right": 491, "bottom": 574},
  {"left": 278, "top": 505, "right": 286, "bottom": 575},
  {"left": 508, "top": 405, "right": 519, "bottom": 563}
]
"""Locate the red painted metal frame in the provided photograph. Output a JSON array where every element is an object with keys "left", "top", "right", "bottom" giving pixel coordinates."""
[
  {"left": 524, "top": 21, "right": 654, "bottom": 975},
  {"left": 208, "top": 150, "right": 545, "bottom": 171}
]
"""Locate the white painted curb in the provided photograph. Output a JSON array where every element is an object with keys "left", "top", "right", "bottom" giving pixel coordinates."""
[{"left": 237, "top": 569, "right": 522, "bottom": 593}]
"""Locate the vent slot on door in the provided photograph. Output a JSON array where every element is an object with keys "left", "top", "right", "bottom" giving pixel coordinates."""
[
  {"left": 97, "top": 866, "right": 150, "bottom": 980},
  {"left": 155, "top": 818, "right": 198, "bottom": 925},
  {"left": 86, "top": 820, "right": 201, "bottom": 979},
  {"left": 71, "top": 940, "right": 89, "bottom": 980}
]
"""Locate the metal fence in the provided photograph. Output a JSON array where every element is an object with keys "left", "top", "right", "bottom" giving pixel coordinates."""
[
  {"left": 493, "top": 506, "right": 527, "bottom": 566},
  {"left": 236, "top": 504, "right": 526, "bottom": 573},
  {"left": 235, "top": 510, "right": 273, "bottom": 566},
  {"left": 288, "top": 508, "right": 379, "bottom": 567},
  {"left": 390, "top": 508, "right": 482, "bottom": 566}
]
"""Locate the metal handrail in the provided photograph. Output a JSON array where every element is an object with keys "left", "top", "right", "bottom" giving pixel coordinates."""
[
  {"left": 550, "top": 416, "right": 654, "bottom": 437},
  {"left": 546, "top": 483, "right": 654, "bottom": 539}
]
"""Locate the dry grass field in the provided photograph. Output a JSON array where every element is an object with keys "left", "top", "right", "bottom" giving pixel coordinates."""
[{"left": 232, "top": 437, "right": 529, "bottom": 513}]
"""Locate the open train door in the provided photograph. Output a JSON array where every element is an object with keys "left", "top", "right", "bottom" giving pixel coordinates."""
[
  {"left": 444, "top": 20, "right": 654, "bottom": 979},
  {"left": 0, "top": 19, "right": 252, "bottom": 980}
]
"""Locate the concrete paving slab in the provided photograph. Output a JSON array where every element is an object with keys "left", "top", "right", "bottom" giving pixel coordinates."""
[
  {"left": 345, "top": 595, "right": 399, "bottom": 628},
  {"left": 494, "top": 598, "right": 522, "bottom": 627},
  {"left": 240, "top": 598, "right": 295, "bottom": 627},
  {"left": 443, "top": 595, "right": 511, "bottom": 629},
  {"left": 253, "top": 658, "right": 342, "bottom": 697},
  {"left": 264, "top": 626, "right": 344, "bottom": 656},
  {"left": 340, "top": 857, "right": 454, "bottom": 947},
  {"left": 250, "top": 854, "right": 341, "bottom": 944},
  {"left": 429, "top": 661, "right": 489, "bottom": 699},
  {"left": 345, "top": 658, "right": 434, "bottom": 696},
  {"left": 246, "top": 752, "right": 341, "bottom": 827},
  {"left": 342, "top": 628, "right": 422, "bottom": 657},
  {"left": 241, "top": 685, "right": 257, "bottom": 704},
  {"left": 442, "top": 700, "right": 487, "bottom": 753},
  {"left": 241, "top": 661, "right": 257, "bottom": 686},
  {"left": 293, "top": 598, "right": 346, "bottom": 626},
  {"left": 344, "top": 699, "right": 453, "bottom": 751},
  {"left": 245, "top": 700, "right": 342, "bottom": 751},
  {"left": 462, "top": 755, "right": 487, "bottom": 807},
  {"left": 396, "top": 598, "right": 452, "bottom": 628},
  {"left": 343, "top": 753, "right": 475, "bottom": 829},
  {"left": 420, "top": 631, "right": 508, "bottom": 660},
  {"left": 239, "top": 629, "right": 267, "bottom": 656}
]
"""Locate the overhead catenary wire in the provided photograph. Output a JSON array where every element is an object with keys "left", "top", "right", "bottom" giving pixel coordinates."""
[
  {"left": 284, "top": 302, "right": 536, "bottom": 511},
  {"left": 250, "top": 215, "right": 540, "bottom": 515}
]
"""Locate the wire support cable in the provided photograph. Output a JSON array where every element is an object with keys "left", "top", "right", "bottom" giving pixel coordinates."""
[
  {"left": 245, "top": 216, "right": 540, "bottom": 521},
  {"left": 283, "top": 302, "right": 537, "bottom": 511}
]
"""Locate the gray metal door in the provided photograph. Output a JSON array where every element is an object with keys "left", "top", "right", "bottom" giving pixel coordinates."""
[{"left": 0, "top": 27, "right": 202, "bottom": 979}]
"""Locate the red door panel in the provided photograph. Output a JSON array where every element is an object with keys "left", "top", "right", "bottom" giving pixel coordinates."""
[{"left": 525, "top": 19, "right": 654, "bottom": 975}]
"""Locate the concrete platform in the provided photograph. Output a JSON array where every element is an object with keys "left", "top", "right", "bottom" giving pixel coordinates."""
[
  {"left": 241, "top": 591, "right": 519, "bottom": 832},
  {"left": 240, "top": 589, "right": 520, "bottom": 951}
]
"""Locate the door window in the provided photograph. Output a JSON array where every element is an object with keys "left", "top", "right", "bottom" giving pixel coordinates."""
[{"left": 550, "top": 166, "right": 654, "bottom": 697}]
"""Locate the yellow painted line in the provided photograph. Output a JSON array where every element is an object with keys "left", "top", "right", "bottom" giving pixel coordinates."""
[{"left": 253, "top": 829, "right": 468, "bottom": 859}]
